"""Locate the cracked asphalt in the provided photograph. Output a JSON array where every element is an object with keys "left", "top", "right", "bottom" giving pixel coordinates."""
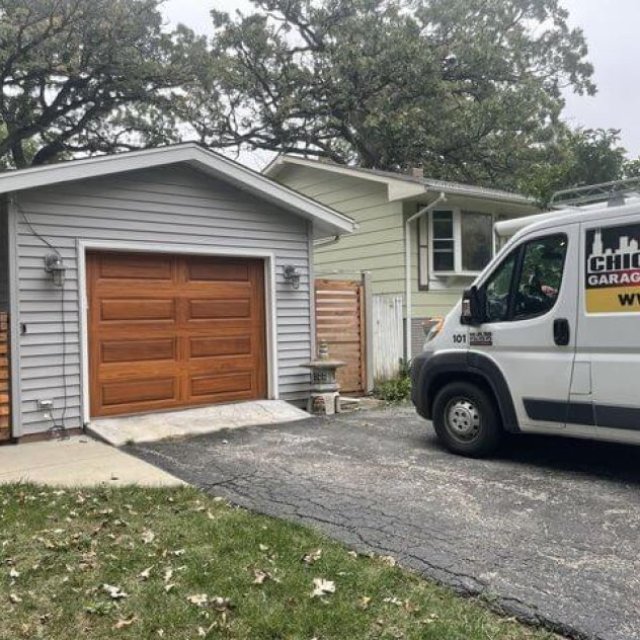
[{"left": 127, "top": 405, "right": 640, "bottom": 640}]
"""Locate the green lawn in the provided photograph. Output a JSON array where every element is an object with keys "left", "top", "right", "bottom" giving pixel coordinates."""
[{"left": 0, "top": 484, "right": 558, "bottom": 639}]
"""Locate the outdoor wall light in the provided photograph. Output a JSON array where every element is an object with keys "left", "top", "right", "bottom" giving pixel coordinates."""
[
  {"left": 283, "top": 264, "right": 301, "bottom": 289},
  {"left": 44, "top": 254, "right": 66, "bottom": 287}
]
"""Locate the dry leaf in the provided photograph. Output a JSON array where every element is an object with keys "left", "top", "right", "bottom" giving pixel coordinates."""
[
  {"left": 311, "top": 578, "right": 335, "bottom": 598},
  {"left": 211, "top": 596, "right": 233, "bottom": 611},
  {"left": 164, "top": 583, "right": 175, "bottom": 593},
  {"left": 258, "top": 544, "right": 269, "bottom": 552},
  {"left": 380, "top": 555, "right": 397, "bottom": 567},
  {"left": 114, "top": 616, "right": 137, "bottom": 629},
  {"left": 252, "top": 569, "right": 271, "bottom": 585},
  {"left": 9, "top": 593, "right": 22, "bottom": 604},
  {"left": 103, "top": 584, "right": 128, "bottom": 600},
  {"left": 383, "top": 596, "right": 403, "bottom": 606},
  {"left": 358, "top": 596, "right": 372, "bottom": 610},
  {"left": 139, "top": 566, "right": 153, "bottom": 581},
  {"left": 172, "top": 549, "right": 186, "bottom": 557},
  {"left": 9, "top": 568, "right": 20, "bottom": 579},
  {"left": 302, "top": 549, "right": 323, "bottom": 565},
  {"left": 347, "top": 551, "right": 359, "bottom": 558},
  {"left": 141, "top": 529, "right": 155, "bottom": 544},
  {"left": 164, "top": 568, "right": 173, "bottom": 583},
  {"left": 187, "top": 593, "right": 208, "bottom": 607}
]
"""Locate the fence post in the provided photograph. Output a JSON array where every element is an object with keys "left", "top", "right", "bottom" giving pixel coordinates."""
[{"left": 361, "top": 271, "right": 374, "bottom": 393}]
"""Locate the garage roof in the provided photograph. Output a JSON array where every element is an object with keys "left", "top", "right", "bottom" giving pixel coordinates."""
[{"left": 0, "top": 143, "right": 357, "bottom": 239}]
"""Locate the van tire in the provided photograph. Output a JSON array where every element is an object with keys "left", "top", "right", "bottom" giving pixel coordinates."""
[{"left": 432, "top": 381, "right": 502, "bottom": 457}]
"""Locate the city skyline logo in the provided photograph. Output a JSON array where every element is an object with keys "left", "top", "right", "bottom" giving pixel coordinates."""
[{"left": 585, "top": 223, "right": 640, "bottom": 313}]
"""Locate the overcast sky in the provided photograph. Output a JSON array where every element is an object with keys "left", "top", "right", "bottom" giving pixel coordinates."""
[{"left": 163, "top": 0, "right": 640, "bottom": 166}]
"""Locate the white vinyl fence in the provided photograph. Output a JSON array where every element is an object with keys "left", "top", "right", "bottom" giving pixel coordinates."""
[{"left": 372, "top": 294, "right": 404, "bottom": 380}]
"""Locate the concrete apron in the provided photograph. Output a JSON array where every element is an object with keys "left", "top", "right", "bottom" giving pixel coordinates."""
[
  {"left": 0, "top": 436, "right": 184, "bottom": 487},
  {"left": 88, "top": 400, "right": 310, "bottom": 447}
]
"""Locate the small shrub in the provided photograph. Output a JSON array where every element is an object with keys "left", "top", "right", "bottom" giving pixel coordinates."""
[{"left": 374, "top": 374, "right": 411, "bottom": 403}]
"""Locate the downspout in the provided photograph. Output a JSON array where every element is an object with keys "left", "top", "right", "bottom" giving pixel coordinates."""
[{"left": 404, "top": 192, "right": 447, "bottom": 361}]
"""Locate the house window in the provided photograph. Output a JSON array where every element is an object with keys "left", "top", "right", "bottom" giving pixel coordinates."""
[
  {"left": 432, "top": 211, "right": 455, "bottom": 272},
  {"left": 423, "top": 209, "right": 495, "bottom": 279},
  {"left": 461, "top": 212, "right": 493, "bottom": 272}
]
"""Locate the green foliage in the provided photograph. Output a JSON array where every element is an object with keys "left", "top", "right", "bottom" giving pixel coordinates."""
[
  {"left": 374, "top": 369, "right": 412, "bottom": 403},
  {"left": 0, "top": 0, "right": 208, "bottom": 168},
  {"left": 518, "top": 128, "right": 628, "bottom": 206},
  {"left": 188, "top": 0, "right": 595, "bottom": 190}
]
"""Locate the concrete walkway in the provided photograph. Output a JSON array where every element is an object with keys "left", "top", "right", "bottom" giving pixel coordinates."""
[
  {"left": 0, "top": 435, "right": 183, "bottom": 486},
  {"left": 89, "top": 399, "right": 309, "bottom": 446}
]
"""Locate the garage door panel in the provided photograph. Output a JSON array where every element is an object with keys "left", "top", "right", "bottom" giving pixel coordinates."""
[
  {"left": 190, "top": 372, "right": 253, "bottom": 398},
  {"left": 88, "top": 251, "right": 266, "bottom": 417},
  {"left": 100, "top": 299, "right": 176, "bottom": 322},
  {"left": 101, "top": 377, "right": 178, "bottom": 407},
  {"left": 189, "top": 335, "right": 252, "bottom": 358},
  {"left": 96, "top": 253, "right": 174, "bottom": 281},
  {"left": 188, "top": 298, "right": 251, "bottom": 320},
  {"left": 186, "top": 257, "right": 250, "bottom": 282},
  {"left": 101, "top": 337, "right": 177, "bottom": 364}
]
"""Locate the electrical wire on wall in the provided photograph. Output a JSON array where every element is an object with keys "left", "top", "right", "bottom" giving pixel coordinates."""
[{"left": 13, "top": 196, "right": 70, "bottom": 437}]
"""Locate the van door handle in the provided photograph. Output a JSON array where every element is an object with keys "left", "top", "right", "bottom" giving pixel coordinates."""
[{"left": 553, "top": 318, "right": 570, "bottom": 346}]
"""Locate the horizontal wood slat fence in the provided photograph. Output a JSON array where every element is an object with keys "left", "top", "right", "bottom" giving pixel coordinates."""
[
  {"left": 0, "top": 312, "right": 10, "bottom": 441},
  {"left": 315, "top": 279, "right": 366, "bottom": 394}
]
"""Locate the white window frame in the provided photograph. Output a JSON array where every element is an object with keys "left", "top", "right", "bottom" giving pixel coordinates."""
[{"left": 424, "top": 209, "right": 495, "bottom": 279}]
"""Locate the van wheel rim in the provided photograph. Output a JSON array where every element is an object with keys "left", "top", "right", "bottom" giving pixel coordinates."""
[{"left": 445, "top": 398, "right": 481, "bottom": 442}]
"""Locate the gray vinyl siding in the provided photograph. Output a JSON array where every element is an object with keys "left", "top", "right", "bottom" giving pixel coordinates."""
[{"left": 11, "top": 165, "right": 312, "bottom": 436}]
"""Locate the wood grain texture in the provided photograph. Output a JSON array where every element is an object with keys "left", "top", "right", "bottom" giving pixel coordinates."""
[
  {"left": 315, "top": 279, "right": 366, "bottom": 395},
  {"left": 88, "top": 251, "right": 267, "bottom": 417},
  {"left": 0, "top": 312, "right": 10, "bottom": 441}
]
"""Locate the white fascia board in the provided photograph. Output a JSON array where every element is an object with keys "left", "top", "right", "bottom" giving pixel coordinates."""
[{"left": 0, "top": 144, "right": 357, "bottom": 238}]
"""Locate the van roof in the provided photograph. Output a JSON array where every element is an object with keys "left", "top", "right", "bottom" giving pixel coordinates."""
[{"left": 496, "top": 197, "right": 640, "bottom": 240}]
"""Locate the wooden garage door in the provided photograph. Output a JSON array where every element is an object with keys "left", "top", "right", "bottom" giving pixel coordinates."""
[{"left": 87, "top": 252, "right": 266, "bottom": 417}]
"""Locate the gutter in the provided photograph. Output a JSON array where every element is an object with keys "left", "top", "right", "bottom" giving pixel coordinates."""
[
  {"left": 314, "top": 235, "right": 341, "bottom": 248},
  {"left": 404, "top": 192, "right": 447, "bottom": 361}
]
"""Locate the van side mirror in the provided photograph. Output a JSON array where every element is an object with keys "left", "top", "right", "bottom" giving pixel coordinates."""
[{"left": 461, "top": 286, "right": 485, "bottom": 325}]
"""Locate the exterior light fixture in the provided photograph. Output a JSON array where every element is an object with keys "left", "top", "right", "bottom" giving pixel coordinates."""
[
  {"left": 44, "top": 254, "right": 66, "bottom": 287},
  {"left": 283, "top": 265, "right": 301, "bottom": 289}
]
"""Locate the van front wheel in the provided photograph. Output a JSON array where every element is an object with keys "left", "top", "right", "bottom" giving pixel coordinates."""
[{"left": 432, "top": 382, "right": 502, "bottom": 457}]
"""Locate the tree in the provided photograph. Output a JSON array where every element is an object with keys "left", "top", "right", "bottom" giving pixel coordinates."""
[
  {"left": 189, "top": 0, "right": 595, "bottom": 189},
  {"left": 0, "top": 0, "right": 207, "bottom": 169},
  {"left": 518, "top": 128, "right": 628, "bottom": 206}
]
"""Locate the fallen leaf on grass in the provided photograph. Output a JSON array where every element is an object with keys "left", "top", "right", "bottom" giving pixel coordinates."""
[
  {"left": 380, "top": 555, "right": 397, "bottom": 567},
  {"left": 187, "top": 594, "right": 209, "bottom": 607},
  {"left": 138, "top": 566, "right": 153, "bottom": 581},
  {"left": 102, "top": 584, "right": 128, "bottom": 600},
  {"left": 9, "top": 593, "right": 22, "bottom": 604},
  {"left": 358, "top": 596, "right": 372, "bottom": 610},
  {"left": 258, "top": 544, "right": 269, "bottom": 552},
  {"left": 311, "top": 578, "right": 335, "bottom": 598},
  {"left": 9, "top": 568, "right": 20, "bottom": 578},
  {"left": 164, "top": 584, "right": 176, "bottom": 593},
  {"left": 252, "top": 569, "right": 273, "bottom": 584},
  {"left": 164, "top": 568, "right": 173, "bottom": 583},
  {"left": 211, "top": 596, "right": 233, "bottom": 612},
  {"left": 141, "top": 529, "right": 155, "bottom": 544},
  {"left": 302, "top": 549, "right": 322, "bottom": 565},
  {"left": 113, "top": 616, "right": 137, "bottom": 629}
]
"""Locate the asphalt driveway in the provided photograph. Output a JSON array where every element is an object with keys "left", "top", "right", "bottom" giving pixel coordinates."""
[{"left": 128, "top": 406, "right": 640, "bottom": 640}]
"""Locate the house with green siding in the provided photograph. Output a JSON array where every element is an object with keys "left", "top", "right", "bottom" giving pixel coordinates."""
[{"left": 265, "top": 155, "right": 539, "bottom": 359}]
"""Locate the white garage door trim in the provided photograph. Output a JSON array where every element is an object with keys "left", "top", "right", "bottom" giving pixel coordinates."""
[{"left": 77, "top": 239, "right": 279, "bottom": 426}]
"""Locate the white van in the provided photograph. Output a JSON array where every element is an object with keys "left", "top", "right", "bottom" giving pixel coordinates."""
[{"left": 411, "top": 183, "right": 640, "bottom": 457}]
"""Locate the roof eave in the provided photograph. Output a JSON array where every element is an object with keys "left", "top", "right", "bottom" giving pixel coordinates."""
[{"left": 0, "top": 144, "right": 356, "bottom": 238}]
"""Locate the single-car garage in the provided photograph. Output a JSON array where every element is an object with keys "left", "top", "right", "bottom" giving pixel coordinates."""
[
  {"left": 87, "top": 251, "right": 266, "bottom": 417},
  {"left": 0, "top": 143, "right": 356, "bottom": 441}
]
